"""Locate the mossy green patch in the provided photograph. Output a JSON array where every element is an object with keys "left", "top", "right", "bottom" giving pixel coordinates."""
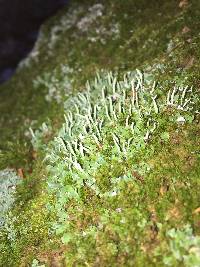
[{"left": 0, "top": 0, "right": 199, "bottom": 266}]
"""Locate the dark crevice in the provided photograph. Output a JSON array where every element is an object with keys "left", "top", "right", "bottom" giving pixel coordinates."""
[{"left": 0, "top": 0, "right": 69, "bottom": 84}]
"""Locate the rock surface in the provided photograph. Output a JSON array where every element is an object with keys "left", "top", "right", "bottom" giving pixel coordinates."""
[{"left": 0, "top": 1, "right": 199, "bottom": 266}]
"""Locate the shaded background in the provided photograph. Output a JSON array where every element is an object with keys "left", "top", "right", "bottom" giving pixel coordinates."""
[{"left": 0, "top": 0, "right": 69, "bottom": 83}]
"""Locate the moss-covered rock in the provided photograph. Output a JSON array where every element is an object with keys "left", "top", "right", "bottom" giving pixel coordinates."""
[{"left": 0, "top": 0, "right": 199, "bottom": 266}]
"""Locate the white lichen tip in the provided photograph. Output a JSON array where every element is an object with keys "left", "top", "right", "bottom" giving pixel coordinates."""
[{"left": 176, "top": 116, "right": 186, "bottom": 124}]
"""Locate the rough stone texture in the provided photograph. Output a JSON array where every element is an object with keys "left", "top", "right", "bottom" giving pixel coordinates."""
[{"left": 0, "top": 1, "right": 199, "bottom": 266}]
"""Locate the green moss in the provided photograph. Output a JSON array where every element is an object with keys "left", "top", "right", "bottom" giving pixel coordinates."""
[{"left": 0, "top": 0, "right": 199, "bottom": 266}]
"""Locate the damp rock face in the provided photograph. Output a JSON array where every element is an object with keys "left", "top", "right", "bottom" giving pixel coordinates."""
[
  {"left": 0, "top": 0, "right": 68, "bottom": 83},
  {"left": 0, "top": 1, "right": 200, "bottom": 266}
]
